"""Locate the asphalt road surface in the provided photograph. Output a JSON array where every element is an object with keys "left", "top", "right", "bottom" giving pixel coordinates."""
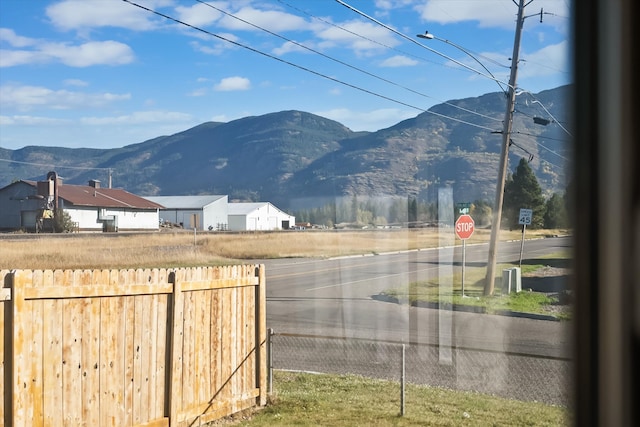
[{"left": 262, "top": 235, "right": 573, "bottom": 405}]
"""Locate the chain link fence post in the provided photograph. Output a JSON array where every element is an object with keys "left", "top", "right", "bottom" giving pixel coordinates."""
[
  {"left": 267, "top": 328, "right": 274, "bottom": 395},
  {"left": 401, "top": 343, "right": 406, "bottom": 416}
]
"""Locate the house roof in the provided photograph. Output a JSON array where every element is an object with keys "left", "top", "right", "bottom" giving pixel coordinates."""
[
  {"left": 20, "top": 181, "right": 164, "bottom": 209},
  {"left": 228, "top": 202, "right": 270, "bottom": 216},
  {"left": 145, "top": 195, "right": 226, "bottom": 209},
  {"left": 228, "top": 202, "right": 293, "bottom": 217}
]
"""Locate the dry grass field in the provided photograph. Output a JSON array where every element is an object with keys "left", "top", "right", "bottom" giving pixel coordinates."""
[{"left": 0, "top": 228, "right": 568, "bottom": 270}]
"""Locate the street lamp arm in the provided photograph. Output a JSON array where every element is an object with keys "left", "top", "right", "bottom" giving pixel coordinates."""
[
  {"left": 334, "top": 0, "right": 513, "bottom": 90},
  {"left": 418, "top": 31, "right": 507, "bottom": 95},
  {"left": 530, "top": 99, "right": 573, "bottom": 137}
]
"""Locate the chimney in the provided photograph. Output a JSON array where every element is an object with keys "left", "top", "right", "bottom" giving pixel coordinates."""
[
  {"left": 89, "top": 179, "right": 101, "bottom": 189},
  {"left": 46, "top": 171, "right": 61, "bottom": 210}
]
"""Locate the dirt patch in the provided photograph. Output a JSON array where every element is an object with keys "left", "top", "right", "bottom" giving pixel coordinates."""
[
  {"left": 522, "top": 266, "right": 572, "bottom": 317},
  {"left": 522, "top": 266, "right": 570, "bottom": 293}
]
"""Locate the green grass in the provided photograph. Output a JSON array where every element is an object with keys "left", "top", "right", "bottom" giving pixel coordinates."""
[
  {"left": 214, "top": 371, "right": 570, "bottom": 426},
  {"left": 381, "top": 252, "right": 572, "bottom": 320}
]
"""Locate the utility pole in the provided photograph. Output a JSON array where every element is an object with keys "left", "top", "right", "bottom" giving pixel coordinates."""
[{"left": 484, "top": 0, "right": 529, "bottom": 295}]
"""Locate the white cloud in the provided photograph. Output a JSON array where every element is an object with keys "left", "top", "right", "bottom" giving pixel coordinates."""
[
  {"left": 273, "top": 41, "right": 309, "bottom": 56},
  {"left": 214, "top": 76, "right": 251, "bottom": 91},
  {"left": 41, "top": 40, "right": 135, "bottom": 67},
  {"left": 210, "top": 114, "right": 231, "bottom": 123},
  {"left": 80, "top": 111, "right": 192, "bottom": 126},
  {"left": 314, "top": 107, "right": 415, "bottom": 132},
  {"left": 0, "top": 49, "right": 46, "bottom": 67},
  {"left": 189, "top": 31, "right": 240, "bottom": 56},
  {"left": 0, "top": 28, "right": 37, "bottom": 47},
  {"left": 519, "top": 41, "right": 570, "bottom": 79},
  {"left": 416, "top": 0, "right": 570, "bottom": 30},
  {"left": 46, "top": 0, "right": 169, "bottom": 31},
  {"left": 188, "top": 88, "right": 208, "bottom": 97},
  {"left": 0, "top": 84, "right": 131, "bottom": 112},
  {"left": 0, "top": 115, "right": 70, "bottom": 126},
  {"left": 218, "top": 7, "right": 307, "bottom": 32},
  {"left": 0, "top": 33, "right": 135, "bottom": 68},
  {"left": 316, "top": 20, "right": 399, "bottom": 55},
  {"left": 379, "top": 55, "right": 419, "bottom": 67},
  {"left": 63, "top": 79, "right": 89, "bottom": 87},
  {"left": 175, "top": 2, "right": 224, "bottom": 27}
]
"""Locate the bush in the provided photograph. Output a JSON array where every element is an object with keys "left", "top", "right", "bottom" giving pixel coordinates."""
[{"left": 53, "top": 209, "right": 76, "bottom": 233}]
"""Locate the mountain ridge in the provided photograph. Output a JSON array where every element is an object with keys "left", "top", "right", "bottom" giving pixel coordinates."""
[{"left": 0, "top": 86, "right": 572, "bottom": 210}]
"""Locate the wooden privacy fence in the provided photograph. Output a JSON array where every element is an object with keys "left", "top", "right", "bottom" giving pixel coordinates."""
[{"left": 1, "top": 265, "right": 267, "bottom": 427}]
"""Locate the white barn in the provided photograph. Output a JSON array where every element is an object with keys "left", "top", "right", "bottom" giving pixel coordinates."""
[
  {"left": 145, "top": 195, "right": 228, "bottom": 231},
  {"left": 0, "top": 175, "right": 162, "bottom": 232},
  {"left": 228, "top": 202, "right": 295, "bottom": 231}
]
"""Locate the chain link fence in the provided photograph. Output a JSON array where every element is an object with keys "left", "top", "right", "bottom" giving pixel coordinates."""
[{"left": 269, "top": 332, "right": 571, "bottom": 407}]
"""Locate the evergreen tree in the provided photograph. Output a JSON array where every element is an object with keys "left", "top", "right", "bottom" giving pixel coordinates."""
[
  {"left": 503, "top": 158, "right": 546, "bottom": 229},
  {"left": 471, "top": 199, "right": 492, "bottom": 227},
  {"left": 543, "top": 192, "right": 569, "bottom": 229},
  {"left": 408, "top": 197, "right": 418, "bottom": 223}
]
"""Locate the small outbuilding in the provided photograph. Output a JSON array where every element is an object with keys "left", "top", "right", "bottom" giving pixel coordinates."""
[
  {"left": 0, "top": 172, "right": 163, "bottom": 232},
  {"left": 145, "top": 195, "right": 229, "bottom": 231},
  {"left": 228, "top": 202, "right": 295, "bottom": 231}
]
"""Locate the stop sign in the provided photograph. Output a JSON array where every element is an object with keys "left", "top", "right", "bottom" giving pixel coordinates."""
[{"left": 455, "top": 214, "right": 475, "bottom": 240}]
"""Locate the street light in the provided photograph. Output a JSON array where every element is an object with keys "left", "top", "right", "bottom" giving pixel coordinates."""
[
  {"left": 417, "top": 31, "right": 507, "bottom": 95},
  {"left": 528, "top": 98, "right": 573, "bottom": 137},
  {"left": 416, "top": 0, "right": 533, "bottom": 295}
]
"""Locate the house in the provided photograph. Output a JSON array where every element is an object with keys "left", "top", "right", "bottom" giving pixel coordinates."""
[
  {"left": 228, "top": 202, "right": 295, "bottom": 231},
  {"left": 145, "top": 195, "right": 229, "bottom": 231},
  {"left": 0, "top": 172, "right": 163, "bottom": 232}
]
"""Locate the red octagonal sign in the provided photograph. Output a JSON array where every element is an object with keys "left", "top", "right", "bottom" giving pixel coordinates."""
[{"left": 455, "top": 214, "right": 475, "bottom": 240}]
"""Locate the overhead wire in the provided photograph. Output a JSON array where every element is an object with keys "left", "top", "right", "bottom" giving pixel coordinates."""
[
  {"left": 333, "top": 0, "right": 571, "bottom": 172},
  {"left": 334, "top": 0, "right": 513, "bottom": 90},
  {"left": 334, "top": 0, "right": 553, "bottom": 101},
  {"left": 513, "top": 132, "right": 571, "bottom": 162},
  {"left": 276, "top": 0, "right": 505, "bottom": 120},
  {"left": 277, "top": 0, "right": 439, "bottom": 64},
  {"left": 519, "top": 92, "right": 572, "bottom": 137},
  {"left": 121, "top": 0, "right": 497, "bottom": 132},
  {"left": 195, "top": 0, "right": 501, "bottom": 124},
  {"left": 122, "top": 0, "right": 569, "bottom": 176}
]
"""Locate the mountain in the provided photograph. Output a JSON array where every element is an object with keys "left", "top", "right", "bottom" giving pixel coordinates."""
[{"left": 0, "top": 85, "right": 572, "bottom": 210}]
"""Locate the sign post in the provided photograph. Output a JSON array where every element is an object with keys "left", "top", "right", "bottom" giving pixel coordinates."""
[
  {"left": 455, "top": 214, "right": 475, "bottom": 297},
  {"left": 518, "top": 208, "right": 533, "bottom": 267}
]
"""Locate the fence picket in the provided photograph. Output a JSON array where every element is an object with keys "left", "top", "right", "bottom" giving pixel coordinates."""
[
  {"left": 0, "top": 270, "right": 9, "bottom": 424},
  {"left": 2, "top": 265, "right": 266, "bottom": 427}
]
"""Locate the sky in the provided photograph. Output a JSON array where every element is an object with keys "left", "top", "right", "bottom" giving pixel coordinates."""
[{"left": 0, "top": 0, "right": 572, "bottom": 150}]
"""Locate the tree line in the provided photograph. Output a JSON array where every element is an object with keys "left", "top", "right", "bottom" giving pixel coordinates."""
[{"left": 293, "top": 157, "right": 569, "bottom": 230}]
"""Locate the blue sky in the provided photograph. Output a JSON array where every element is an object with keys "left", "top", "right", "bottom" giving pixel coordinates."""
[{"left": 0, "top": 0, "right": 571, "bottom": 150}]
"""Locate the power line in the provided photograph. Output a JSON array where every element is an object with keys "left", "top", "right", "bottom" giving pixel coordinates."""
[
  {"left": 513, "top": 132, "right": 571, "bottom": 162},
  {"left": 515, "top": 131, "right": 570, "bottom": 144},
  {"left": 195, "top": 0, "right": 500, "bottom": 124},
  {"left": 277, "top": 0, "right": 455, "bottom": 68},
  {"left": 256, "top": 0, "right": 506, "bottom": 124},
  {"left": 334, "top": 0, "right": 513, "bottom": 90},
  {"left": 333, "top": 0, "right": 570, "bottom": 150},
  {"left": 121, "top": 0, "right": 496, "bottom": 133},
  {"left": 522, "top": 94, "right": 572, "bottom": 137}
]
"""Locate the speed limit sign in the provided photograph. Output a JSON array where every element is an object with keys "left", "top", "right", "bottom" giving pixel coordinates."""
[{"left": 519, "top": 208, "right": 532, "bottom": 225}]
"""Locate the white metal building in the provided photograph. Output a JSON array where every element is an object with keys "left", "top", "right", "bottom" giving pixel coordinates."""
[
  {"left": 0, "top": 177, "right": 163, "bottom": 232},
  {"left": 228, "top": 202, "right": 295, "bottom": 231},
  {"left": 145, "top": 195, "right": 229, "bottom": 231}
]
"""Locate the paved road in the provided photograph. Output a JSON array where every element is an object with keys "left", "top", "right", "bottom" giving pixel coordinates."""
[
  {"left": 263, "top": 236, "right": 572, "bottom": 357},
  {"left": 261, "top": 236, "right": 573, "bottom": 405}
]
